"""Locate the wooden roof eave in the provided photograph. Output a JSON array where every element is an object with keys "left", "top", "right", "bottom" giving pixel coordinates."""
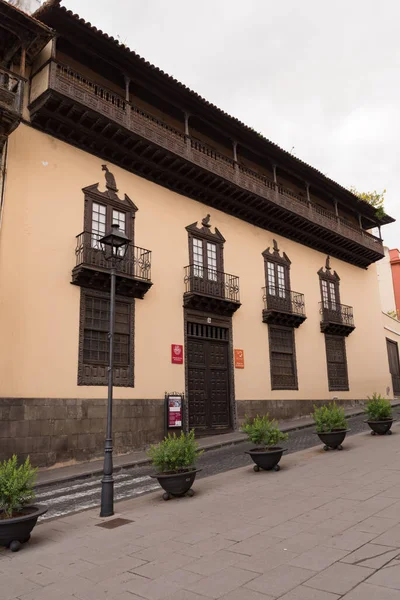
[{"left": 35, "top": 3, "right": 394, "bottom": 227}]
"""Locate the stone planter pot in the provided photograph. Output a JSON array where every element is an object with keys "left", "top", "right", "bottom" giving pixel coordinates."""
[
  {"left": 366, "top": 419, "right": 394, "bottom": 436},
  {"left": 0, "top": 505, "right": 47, "bottom": 552},
  {"left": 151, "top": 469, "right": 200, "bottom": 501},
  {"left": 316, "top": 429, "right": 349, "bottom": 451},
  {"left": 245, "top": 447, "right": 287, "bottom": 472}
]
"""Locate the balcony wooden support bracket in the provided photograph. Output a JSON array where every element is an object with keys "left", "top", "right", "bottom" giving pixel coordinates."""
[
  {"left": 320, "top": 321, "right": 355, "bottom": 337},
  {"left": 262, "top": 310, "right": 306, "bottom": 328},
  {"left": 71, "top": 265, "right": 152, "bottom": 299},
  {"left": 183, "top": 292, "right": 241, "bottom": 317}
]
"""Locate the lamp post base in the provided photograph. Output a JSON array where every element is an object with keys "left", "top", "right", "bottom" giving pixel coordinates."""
[{"left": 100, "top": 478, "right": 114, "bottom": 517}]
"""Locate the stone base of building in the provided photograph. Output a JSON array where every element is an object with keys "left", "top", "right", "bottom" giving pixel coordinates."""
[
  {"left": 0, "top": 397, "right": 164, "bottom": 467},
  {"left": 236, "top": 399, "right": 366, "bottom": 424},
  {"left": 0, "top": 397, "right": 368, "bottom": 468}
]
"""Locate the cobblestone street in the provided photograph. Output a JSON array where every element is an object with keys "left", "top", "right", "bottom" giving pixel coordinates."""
[
  {"left": 36, "top": 412, "right": 379, "bottom": 521},
  {"left": 3, "top": 426, "right": 400, "bottom": 598}
]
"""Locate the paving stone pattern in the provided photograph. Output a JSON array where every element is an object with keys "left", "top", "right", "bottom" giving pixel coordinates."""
[
  {"left": 3, "top": 425, "right": 400, "bottom": 598},
  {"left": 36, "top": 413, "right": 373, "bottom": 521}
]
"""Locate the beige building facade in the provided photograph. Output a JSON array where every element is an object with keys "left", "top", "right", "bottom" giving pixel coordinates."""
[{"left": 0, "top": 0, "right": 396, "bottom": 466}]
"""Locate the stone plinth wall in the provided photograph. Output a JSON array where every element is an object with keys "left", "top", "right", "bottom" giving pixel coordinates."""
[
  {"left": 0, "top": 398, "right": 164, "bottom": 467},
  {"left": 236, "top": 399, "right": 366, "bottom": 425}
]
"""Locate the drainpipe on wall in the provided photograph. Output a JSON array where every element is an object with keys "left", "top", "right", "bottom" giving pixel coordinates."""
[{"left": 0, "top": 140, "right": 8, "bottom": 233}]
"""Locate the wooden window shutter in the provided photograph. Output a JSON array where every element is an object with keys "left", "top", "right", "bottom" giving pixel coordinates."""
[
  {"left": 325, "top": 335, "right": 349, "bottom": 391},
  {"left": 78, "top": 290, "right": 134, "bottom": 387},
  {"left": 269, "top": 325, "right": 298, "bottom": 390}
]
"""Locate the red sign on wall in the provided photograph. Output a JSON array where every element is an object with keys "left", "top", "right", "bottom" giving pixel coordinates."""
[
  {"left": 234, "top": 349, "right": 245, "bottom": 369},
  {"left": 171, "top": 344, "right": 183, "bottom": 364}
]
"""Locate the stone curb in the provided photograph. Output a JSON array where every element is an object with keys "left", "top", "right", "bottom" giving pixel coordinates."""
[{"left": 35, "top": 401, "right": 400, "bottom": 489}]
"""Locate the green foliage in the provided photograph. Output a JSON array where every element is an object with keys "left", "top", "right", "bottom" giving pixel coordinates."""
[
  {"left": 241, "top": 414, "right": 288, "bottom": 448},
  {"left": 312, "top": 403, "right": 348, "bottom": 433},
  {"left": 350, "top": 186, "right": 386, "bottom": 220},
  {"left": 387, "top": 310, "right": 399, "bottom": 320},
  {"left": 147, "top": 430, "right": 202, "bottom": 473},
  {"left": 365, "top": 393, "right": 392, "bottom": 421},
  {"left": 0, "top": 455, "right": 37, "bottom": 518}
]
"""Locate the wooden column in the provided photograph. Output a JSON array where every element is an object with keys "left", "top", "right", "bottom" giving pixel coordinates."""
[
  {"left": 184, "top": 112, "right": 190, "bottom": 137},
  {"left": 232, "top": 140, "right": 238, "bottom": 162},
  {"left": 378, "top": 224, "right": 382, "bottom": 240},
  {"left": 333, "top": 199, "right": 339, "bottom": 217},
  {"left": 124, "top": 76, "right": 130, "bottom": 102},
  {"left": 358, "top": 213, "right": 363, "bottom": 229},
  {"left": 19, "top": 45, "right": 26, "bottom": 78},
  {"left": 272, "top": 165, "right": 277, "bottom": 184},
  {"left": 305, "top": 182, "right": 310, "bottom": 203},
  {"left": 51, "top": 36, "right": 57, "bottom": 60},
  {"left": 184, "top": 112, "right": 190, "bottom": 153}
]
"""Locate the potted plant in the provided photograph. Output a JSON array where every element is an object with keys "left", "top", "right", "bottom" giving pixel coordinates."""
[
  {"left": 312, "top": 403, "right": 349, "bottom": 450},
  {"left": 0, "top": 455, "right": 47, "bottom": 552},
  {"left": 242, "top": 414, "right": 288, "bottom": 472},
  {"left": 148, "top": 430, "right": 202, "bottom": 501},
  {"left": 365, "top": 393, "right": 394, "bottom": 435}
]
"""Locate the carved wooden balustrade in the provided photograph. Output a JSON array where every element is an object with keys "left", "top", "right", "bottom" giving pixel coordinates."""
[
  {"left": 184, "top": 264, "right": 240, "bottom": 316},
  {"left": 0, "top": 66, "right": 24, "bottom": 146},
  {"left": 262, "top": 287, "right": 307, "bottom": 328},
  {"left": 72, "top": 231, "right": 152, "bottom": 299},
  {"left": 31, "top": 61, "right": 383, "bottom": 263},
  {"left": 319, "top": 301, "right": 355, "bottom": 336}
]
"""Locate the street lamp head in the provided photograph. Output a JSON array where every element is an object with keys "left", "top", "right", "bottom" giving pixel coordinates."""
[{"left": 100, "top": 223, "right": 130, "bottom": 261}]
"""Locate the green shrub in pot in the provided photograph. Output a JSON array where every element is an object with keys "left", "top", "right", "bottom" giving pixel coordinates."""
[
  {"left": 242, "top": 414, "right": 288, "bottom": 449},
  {"left": 0, "top": 455, "right": 37, "bottom": 519},
  {"left": 312, "top": 403, "right": 347, "bottom": 433},
  {"left": 365, "top": 393, "right": 392, "bottom": 421},
  {"left": 147, "top": 430, "right": 202, "bottom": 474}
]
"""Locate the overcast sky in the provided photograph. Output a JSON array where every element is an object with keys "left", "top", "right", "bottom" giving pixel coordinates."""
[{"left": 62, "top": 0, "right": 399, "bottom": 247}]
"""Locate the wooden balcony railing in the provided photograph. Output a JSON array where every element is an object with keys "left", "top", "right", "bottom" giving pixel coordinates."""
[
  {"left": 319, "top": 301, "right": 354, "bottom": 327},
  {"left": 263, "top": 287, "right": 306, "bottom": 317},
  {"left": 0, "top": 66, "right": 24, "bottom": 115},
  {"left": 262, "top": 287, "right": 306, "bottom": 327},
  {"left": 75, "top": 231, "right": 152, "bottom": 281},
  {"left": 184, "top": 265, "right": 240, "bottom": 304},
  {"left": 37, "top": 61, "right": 383, "bottom": 256}
]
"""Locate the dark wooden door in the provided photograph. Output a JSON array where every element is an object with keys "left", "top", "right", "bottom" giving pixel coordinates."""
[
  {"left": 386, "top": 339, "right": 400, "bottom": 395},
  {"left": 187, "top": 324, "right": 231, "bottom": 433}
]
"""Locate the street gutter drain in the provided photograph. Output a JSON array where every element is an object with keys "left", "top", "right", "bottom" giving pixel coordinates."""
[{"left": 96, "top": 518, "right": 134, "bottom": 529}]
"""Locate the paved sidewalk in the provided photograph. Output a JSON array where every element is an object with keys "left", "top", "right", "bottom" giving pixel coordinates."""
[
  {"left": 36, "top": 403, "right": 393, "bottom": 488},
  {"left": 3, "top": 427, "right": 400, "bottom": 598}
]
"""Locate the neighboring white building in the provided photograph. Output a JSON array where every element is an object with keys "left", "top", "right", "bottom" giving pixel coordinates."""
[{"left": 377, "top": 247, "right": 397, "bottom": 316}]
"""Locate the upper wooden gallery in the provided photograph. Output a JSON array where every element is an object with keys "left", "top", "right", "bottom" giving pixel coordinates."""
[{"left": 7, "top": 0, "right": 395, "bottom": 267}]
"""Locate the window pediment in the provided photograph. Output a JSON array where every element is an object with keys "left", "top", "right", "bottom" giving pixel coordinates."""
[
  {"left": 318, "top": 256, "right": 340, "bottom": 282},
  {"left": 82, "top": 183, "right": 138, "bottom": 214},
  {"left": 262, "top": 239, "right": 291, "bottom": 266},
  {"left": 186, "top": 214, "right": 225, "bottom": 244}
]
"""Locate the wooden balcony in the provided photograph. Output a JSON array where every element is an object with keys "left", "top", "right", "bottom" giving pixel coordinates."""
[
  {"left": 71, "top": 232, "right": 152, "bottom": 299},
  {"left": 184, "top": 265, "right": 240, "bottom": 316},
  {"left": 0, "top": 67, "right": 24, "bottom": 149},
  {"left": 319, "top": 302, "right": 355, "bottom": 336},
  {"left": 29, "top": 60, "right": 384, "bottom": 268},
  {"left": 262, "top": 288, "right": 306, "bottom": 328}
]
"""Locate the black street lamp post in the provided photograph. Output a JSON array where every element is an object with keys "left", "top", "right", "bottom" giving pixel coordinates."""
[{"left": 99, "top": 223, "right": 131, "bottom": 518}]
